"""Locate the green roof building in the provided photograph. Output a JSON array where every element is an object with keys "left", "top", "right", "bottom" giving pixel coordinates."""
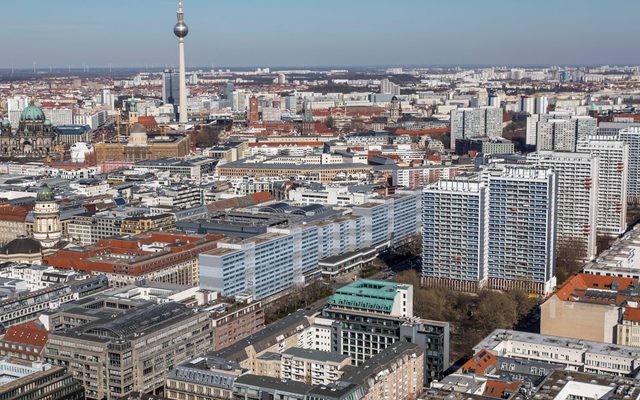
[{"left": 327, "top": 279, "right": 413, "bottom": 317}]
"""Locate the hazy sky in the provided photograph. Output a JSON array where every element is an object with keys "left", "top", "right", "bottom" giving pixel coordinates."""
[{"left": 4, "top": 0, "right": 640, "bottom": 68}]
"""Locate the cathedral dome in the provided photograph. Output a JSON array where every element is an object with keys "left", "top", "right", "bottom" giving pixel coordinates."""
[
  {"left": 20, "top": 103, "right": 46, "bottom": 122},
  {"left": 1, "top": 119, "right": 10, "bottom": 127},
  {"left": 43, "top": 119, "right": 52, "bottom": 126},
  {"left": 36, "top": 183, "right": 55, "bottom": 201},
  {"left": 2, "top": 237, "right": 42, "bottom": 255},
  {"left": 129, "top": 123, "right": 146, "bottom": 134}
]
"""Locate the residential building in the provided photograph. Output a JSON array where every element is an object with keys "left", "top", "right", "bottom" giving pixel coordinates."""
[
  {"left": 528, "top": 151, "right": 599, "bottom": 260},
  {"left": 484, "top": 166, "right": 558, "bottom": 294},
  {"left": 525, "top": 113, "right": 596, "bottom": 148},
  {"left": 280, "top": 348, "right": 351, "bottom": 385},
  {"left": 450, "top": 107, "right": 503, "bottom": 149},
  {"left": 619, "top": 126, "right": 640, "bottom": 203},
  {"left": 422, "top": 180, "right": 489, "bottom": 292},
  {"left": 577, "top": 136, "right": 628, "bottom": 235}
]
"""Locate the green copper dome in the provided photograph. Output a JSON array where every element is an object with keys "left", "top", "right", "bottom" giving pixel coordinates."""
[
  {"left": 20, "top": 102, "right": 46, "bottom": 122},
  {"left": 36, "top": 183, "right": 55, "bottom": 201}
]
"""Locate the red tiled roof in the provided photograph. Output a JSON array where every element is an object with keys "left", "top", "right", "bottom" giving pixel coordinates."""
[
  {"left": 0, "top": 321, "right": 48, "bottom": 356},
  {"left": 483, "top": 380, "right": 523, "bottom": 399},
  {"left": 461, "top": 349, "right": 497, "bottom": 375},
  {"left": 554, "top": 274, "right": 636, "bottom": 304},
  {"left": 623, "top": 307, "right": 640, "bottom": 322}
]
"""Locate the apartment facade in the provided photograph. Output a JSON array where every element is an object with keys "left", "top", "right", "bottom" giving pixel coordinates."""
[
  {"left": 528, "top": 151, "right": 599, "bottom": 260},
  {"left": 619, "top": 126, "right": 640, "bottom": 203},
  {"left": 577, "top": 135, "right": 628, "bottom": 235},
  {"left": 422, "top": 180, "right": 489, "bottom": 292},
  {"left": 484, "top": 166, "right": 558, "bottom": 294}
]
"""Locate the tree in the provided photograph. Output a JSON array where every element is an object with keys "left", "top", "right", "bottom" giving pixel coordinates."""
[
  {"left": 556, "top": 238, "right": 587, "bottom": 284},
  {"left": 195, "top": 125, "right": 222, "bottom": 148}
]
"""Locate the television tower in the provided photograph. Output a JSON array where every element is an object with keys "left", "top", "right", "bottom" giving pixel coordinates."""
[{"left": 174, "top": 0, "right": 189, "bottom": 124}]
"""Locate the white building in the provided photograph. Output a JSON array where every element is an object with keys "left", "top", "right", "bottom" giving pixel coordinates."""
[
  {"left": 618, "top": 126, "right": 640, "bottom": 203},
  {"left": 474, "top": 329, "right": 640, "bottom": 377},
  {"left": 528, "top": 152, "right": 599, "bottom": 260},
  {"left": 450, "top": 107, "right": 503, "bottom": 148},
  {"left": 422, "top": 180, "right": 489, "bottom": 292},
  {"left": 484, "top": 166, "right": 558, "bottom": 295},
  {"left": 577, "top": 136, "right": 628, "bottom": 236}
]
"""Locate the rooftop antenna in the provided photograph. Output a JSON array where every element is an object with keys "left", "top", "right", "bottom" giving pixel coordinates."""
[{"left": 33, "top": 61, "right": 36, "bottom": 73}]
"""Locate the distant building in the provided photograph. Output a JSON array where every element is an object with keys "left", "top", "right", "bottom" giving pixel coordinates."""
[
  {"left": 450, "top": 107, "right": 503, "bottom": 149},
  {"left": 0, "top": 103, "right": 57, "bottom": 158}
]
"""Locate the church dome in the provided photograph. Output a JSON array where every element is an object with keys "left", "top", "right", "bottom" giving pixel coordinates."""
[
  {"left": 1, "top": 119, "right": 10, "bottom": 127},
  {"left": 2, "top": 237, "right": 42, "bottom": 255},
  {"left": 43, "top": 119, "right": 52, "bottom": 126},
  {"left": 36, "top": 183, "right": 55, "bottom": 201},
  {"left": 20, "top": 103, "right": 46, "bottom": 122},
  {"left": 129, "top": 123, "right": 146, "bottom": 134}
]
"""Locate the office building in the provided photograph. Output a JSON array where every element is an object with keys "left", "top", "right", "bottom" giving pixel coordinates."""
[
  {"left": 528, "top": 151, "right": 599, "bottom": 260},
  {"left": 422, "top": 180, "right": 489, "bottom": 292},
  {"left": 577, "top": 136, "right": 628, "bottom": 235},
  {"left": 45, "top": 302, "right": 213, "bottom": 400},
  {"left": 473, "top": 329, "right": 640, "bottom": 377},
  {"left": 0, "top": 363, "right": 84, "bottom": 400},
  {"left": 450, "top": 107, "right": 503, "bottom": 149},
  {"left": 322, "top": 280, "right": 450, "bottom": 383}
]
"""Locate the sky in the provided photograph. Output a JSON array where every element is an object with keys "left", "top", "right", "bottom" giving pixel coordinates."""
[{"left": 3, "top": 0, "right": 640, "bottom": 69}]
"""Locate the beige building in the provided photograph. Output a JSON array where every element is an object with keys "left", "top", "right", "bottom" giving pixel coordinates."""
[
  {"left": 45, "top": 302, "right": 213, "bottom": 400},
  {"left": 216, "top": 160, "right": 373, "bottom": 183},
  {"left": 617, "top": 307, "right": 640, "bottom": 347},
  {"left": 540, "top": 274, "right": 638, "bottom": 345},
  {"left": 280, "top": 347, "right": 350, "bottom": 385}
]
